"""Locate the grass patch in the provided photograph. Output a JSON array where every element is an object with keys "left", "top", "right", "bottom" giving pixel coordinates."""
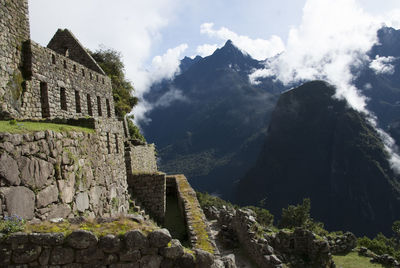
[
  {"left": 333, "top": 252, "right": 387, "bottom": 268},
  {"left": 0, "top": 120, "right": 94, "bottom": 134},
  {"left": 23, "top": 216, "right": 158, "bottom": 237},
  {"left": 174, "top": 175, "right": 215, "bottom": 254}
]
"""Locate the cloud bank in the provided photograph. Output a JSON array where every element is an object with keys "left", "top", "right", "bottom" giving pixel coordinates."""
[
  {"left": 131, "top": 44, "right": 188, "bottom": 123},
  {"left": 199, "top": 23, "right": 285, "bottom": 60},
  {"left": 249, "top": 0, "right": 400, "bottom": 172}
]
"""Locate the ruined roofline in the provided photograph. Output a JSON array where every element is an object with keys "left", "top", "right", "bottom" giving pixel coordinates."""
[{"left": 47, "top": 29, "right": 106, "bottom": 75}]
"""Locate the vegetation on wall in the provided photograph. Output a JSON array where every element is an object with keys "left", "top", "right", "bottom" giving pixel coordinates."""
[{"left": 90, "top": 47, "right": 145, "bottom": 141}]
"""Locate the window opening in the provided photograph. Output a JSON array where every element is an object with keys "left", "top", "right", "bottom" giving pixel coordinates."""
[
  {"left": 60, "top": 87, "right": 67, "bottom": 111},
  {"left": 75, "top": 90, "right": 81, "bottom": 113}
]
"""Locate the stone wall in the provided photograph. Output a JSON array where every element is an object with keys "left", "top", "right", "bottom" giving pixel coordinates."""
[
  {"left": 127, "top": 173, "right": 166, "bottom": 223},
  {"left": 0, "top": 0, "right": 30, "bottom": 118},
  {"left": 169, "top": 175, "right": 218, "bottom": 254},
  {"left": 125, "top": 143, "right": 158, "bottom": 174},
  {"left": 0, "top": 129, "right": 128, "bottom": 220},
  {"left": 0, "top": 228, "right": 217, "bottom": 267},
  {"left": 209, "top": 206, "right": 334, "bottom": 268},
  {"left": 19, "top": 41, "right": 114, "bottom": 120}
]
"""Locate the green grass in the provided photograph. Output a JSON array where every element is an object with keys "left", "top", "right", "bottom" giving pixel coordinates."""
[
  {"left": 23, "top": 216, "right": 158, "bottom": 237},
  {"left": 0, "top": 120, "right": 94, "bottom": 134},
  {"left": 333, "top": 252, "right": 388, "bottom": 268}
]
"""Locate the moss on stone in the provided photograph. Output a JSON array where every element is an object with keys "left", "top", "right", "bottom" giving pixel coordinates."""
[
  {"left": 175, "top": 175, "right": 215, "bottom": 254},
  {"left": 7, "top": 69, "right": 24, "bottom": 102},
  {"left": 24, "top": 216, "right": 158, "bottom": 237}
]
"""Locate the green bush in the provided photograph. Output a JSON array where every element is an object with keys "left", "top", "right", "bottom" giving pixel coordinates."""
[
  {"left": 243, "top": 206, "right": 274, "bottom": 226},
  {"left": 0, "top": 215, "right": 26, "bottom": 234},
  {"left": 196, "top": 191, "right": 234, "bottom": 209},
  {"left": 278, "top": 198, "right": 326, "bottom": 234}
]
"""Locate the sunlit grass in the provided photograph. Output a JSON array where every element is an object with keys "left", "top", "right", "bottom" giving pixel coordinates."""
[
  {"left": 0, "top": 120, "right": 94, "bottom": 134},
  {"left": 174, "top": 175, "right": 215, "bottom": 254},
  {"left": 23, "top": 216, "right": 158, "bottom": 237},
  {"left": 333, "top": 252, "right": 388, "bottom": 268}
]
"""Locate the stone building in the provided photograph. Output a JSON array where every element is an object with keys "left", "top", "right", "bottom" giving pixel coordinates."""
[{"left": 0, "top": 0, "right": 161, "bottom": 221}]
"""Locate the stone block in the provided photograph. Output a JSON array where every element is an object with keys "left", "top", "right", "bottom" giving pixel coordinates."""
[
  {"left": 29, "top": 232, "right": 64, "bottom": 246},
  {"left": 140, "top": 255, "right": 163, "bottom": 268},
  {"left": 66, "top": 230, "right": 98, "bottom": 249},
  {"left": 119, "top": 249, "right": 141, "bottom": 262},
  {"left": 36, "top": 184, "right": 58, "bottom": 208},
  {"left": 1, "top": 186, "right": 35, "bottom": 219},
  {"left": 76, "top": 246, "right": 105, "bottom": 264},
  {"left": 75, "top": 192, "right": 89, "bottom": 212},
  {"left": 98, "top": 234, "right": 121, "bottom": 253},
  {"left": 0, "top": 152, "right": 20, "bottom": 185},
  {"left": 49, "top": 246, "right": 74, "bottom": 265},
  {"left": 148, "top": 229, "right": 171, "bottom": 248},
  {"left": 47, "top": 203, "right": 72, "bottom": 219},
  {"left": 12, "top": 243, "right": 42, "bottom": 263},
  {"left": 58, "top": 176, "right": 75, "bottom": 204},
  {"left": 124, "top": 230, "right": 148, "bottom": 249},
  {"left": 160, "top": 239, "right": 184, "bottom": 259}
]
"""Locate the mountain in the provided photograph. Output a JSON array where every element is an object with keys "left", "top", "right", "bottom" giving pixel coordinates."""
[
  {"left": 142, "top": 40, "right": 284, "bottom": 199},
  {"left": 235, "top": 81, "right": 400, "bottom": 236},
  {"left": 357, "top": 27, "right": 400, "bottom": 144}
]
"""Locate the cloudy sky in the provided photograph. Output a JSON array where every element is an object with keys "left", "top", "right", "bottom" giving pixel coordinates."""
[{"left": 29, "top": 0, "right": 400, "bottom": 116}]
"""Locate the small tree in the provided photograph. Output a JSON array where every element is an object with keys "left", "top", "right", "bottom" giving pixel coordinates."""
[{"left": 279, "top": 198, "right": 312, "bottom": 229}]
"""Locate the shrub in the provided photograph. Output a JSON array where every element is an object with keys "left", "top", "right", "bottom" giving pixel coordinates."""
[
  {"left": 196, "top": 191, "right": 234, "bottom": 209},
  {"left": 243, "top": 206, "right": 274, "bottom": 226},
  {"left": 0, "top": 215, "right": 26, "bottom": 234}
]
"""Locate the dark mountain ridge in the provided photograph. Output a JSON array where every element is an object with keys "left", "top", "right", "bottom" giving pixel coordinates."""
[{"left": 236, "top": 81, "right": 400, "bottom": 236}]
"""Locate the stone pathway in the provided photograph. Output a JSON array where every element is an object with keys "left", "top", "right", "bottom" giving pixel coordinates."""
[{"left": 209, "top": 219, "right": 258, "bottom": 268}]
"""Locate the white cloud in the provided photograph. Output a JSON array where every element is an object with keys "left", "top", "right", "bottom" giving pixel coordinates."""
[
  {"left": 132, "top": 44, "right": 188, "bottom": 123},
  {"left": 154, "top": 87, "right": 189, "bottom": 108},
  {"left": 370, "top": 55, "right": 396, "bottom": 75},
  {"left": 249, "top": 0, "right": 400, "bottom": 172},
  {"left": 200, "top": 22, "right": 285, "bottom": 60},
  {"left": 196, "top": 43, "right": 219, "bottom": 57},
  {"left": 151, "top": 44, "right": 188, "bottom": 82},
  {"left": 249, "top": 68, "right": 275, "bottom": 85},
  {"left": 249, "top": 0, "right": 382, "bottom": 112}
]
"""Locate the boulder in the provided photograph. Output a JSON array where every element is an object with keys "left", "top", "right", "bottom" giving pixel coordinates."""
[
  {"left": 0, "top": 153, "right": 20, "bottom": 185},
  {"left": 29, "top": 233, "right": 64, "bottom": 246},
  {"left": 66, "top": 230, "right": 98, "bottom": 249},
  {"left": 99, "top": 234, "right": 121, "bottom": 253},
  {"left": 195, "top": 249, "right": 215, "bottom": 268},
  {"left": 125, "top": 230, "right": 148, "bottom": 249},
  {"left": 148, "top": 228, "right": 172, "bottom": 248},
  {"left": 161, "top": 239, "right": 184, "bottom": 259}
]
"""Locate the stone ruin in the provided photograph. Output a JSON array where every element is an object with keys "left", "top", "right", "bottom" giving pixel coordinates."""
[{"left": 0, "top": 0, "right": 220, "bottom": 258}]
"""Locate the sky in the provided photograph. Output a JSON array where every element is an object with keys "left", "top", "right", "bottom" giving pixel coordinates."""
[
  {"left": 28, "top": 0, "right": 400, "bottom": 171},
  {"left": 28, "top": 0, "right": 400, "bottom": 115}
]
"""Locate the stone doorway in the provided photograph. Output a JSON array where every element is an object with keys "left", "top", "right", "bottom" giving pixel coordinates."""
[{"left": 40, "top": 82, "right": 50, "bottom": 118}]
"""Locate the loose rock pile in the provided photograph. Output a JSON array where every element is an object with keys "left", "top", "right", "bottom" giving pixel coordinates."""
[{"left": 205, "top": 206, "right": 336, "bottom": 268}]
